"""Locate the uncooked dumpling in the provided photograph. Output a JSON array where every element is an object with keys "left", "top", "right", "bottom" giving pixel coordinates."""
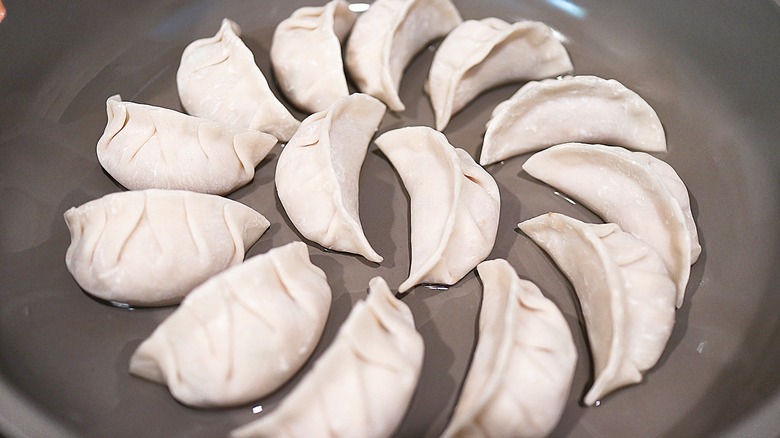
[
  {"left": 129, "top": 241, "right": 331, "bottom": 408},
  {"left": 519, "top": 213, "right": 677, "bottom": 405},
  {"left": 375, "top": 126, "right": 500, "bottom": 292},
  {"left": 177, "top": 18, "right": 300, "bottom": 142},
  {"left": 346, "top": 0, "right": 462, "bottom": 112},
  {"left": 523, "top": 143, "right": 700, "bottom": 307},
  {"left": 276, "top": 93, "right": 386, "bottom": 262},
  {"left": 97, "top": 95, "right": 277, "bottom": 195},
  {"left": 442, "top": 258, "right": 576, "bottom": 438},
  {"left": 230, "top": 276, "right": 424, "bottom": 438},
  {"left": 64, "top": 189, "right": 269, "bottom": 306},
  {"left": 480, "top": 75, "right": 666, "bottom": 165},
  {"left": 271, "top": 0, "right": 357, "bottom": 113},
  {"left": 428, "top": 18, "right": 573, "bottom": 130}
]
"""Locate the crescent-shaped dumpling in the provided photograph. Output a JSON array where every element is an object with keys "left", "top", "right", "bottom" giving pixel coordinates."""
[
  {"left": 480, "top": 75, "right": 666, "bottom": 165},
  {"left": 519, "top": 213, "right": 677, "bottom": 405},
  {"left": 428, "top": 18, "right": 573, "bottom": 131},
  {"left": 441, "top": 258, "right": 576, "bottom": 438},
  {"left": 271, "top": 0, "right": 357, "bottom": 113},
  {"left": 64, "top": 189, "right": 269, "bottom": 306},
  {"left": 230, "top": 276, "right": 424, "bottom": 438},
  {"left": 177, "top": 18, "right": 300, "bottom": 142},
  {"left": 375, "top": 126, "right": 500, "bottom": 292},
  {"left": 129, "top": 241, "right": 332, "bottom": 408},
  {"left": 275, "top": 93, "right": 386, "bottom": 263},
  {"left": 523, "top": 143, "right": 700, "bottom": 307},
  {"left": 97, "top": 95, "right": 277, "bottom": 195},
  {"left": 346, "top": 0, "right": 462, "bottom": 112}
]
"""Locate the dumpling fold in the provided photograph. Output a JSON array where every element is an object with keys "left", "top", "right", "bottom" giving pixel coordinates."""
[
  {"left": 129, "top": 241, "right": 332, "bottom": 407},
  {"left": 276, "top": 93, "right": 386, "bottom": 262},
  {"left": 375, "top": 126, "right": 500, "bottom": 292},
  {"left": 230, "top": 276, "right": 424, "bottom": 438},
  {"left": 442, "top": 258, "right": 576, "bottom": 438},
  {"left": 428, "top": 18, "right": 573, "bottom": 130},
  {"left": 480, "top": 75, "right": 666, "bottom": 165},
  {"left": 177, "top": 18, "right": 300, "bottom": 142},
  {"left": 519, "top": 213, "right": 677, "bottom": 405},
  {"left": 523, "top": 143, "right": 700, "bottom": 307},
  {"left": 97, "top": 95, "right": 277, "bottom": 195},
  {"left": 64, "top": 189, "right": 269, "bottom": 306},
  {"left": 271, "top": 0, "right": 357, "bottom": 113},
  {"left": 346, "top": 0, "right": 462, "bottom": 112}
]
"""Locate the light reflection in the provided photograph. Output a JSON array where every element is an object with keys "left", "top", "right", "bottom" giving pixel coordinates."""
[
  {"left": 553, "top": 191, "right": 578, "bottom": 205},
  {"left": 349, "top": 3, "right": 370, "bottom": 13},
  {"left": 549, "top": 28, "right": 570, "bottom": 44},
  {"left": 252, "top": 405, "right": 263, "bottom": 414},
  {"left": 545, "top": 0, "right": 587, "bottom": 19}
]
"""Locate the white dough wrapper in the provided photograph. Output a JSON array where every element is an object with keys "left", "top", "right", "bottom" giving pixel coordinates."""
[
  {"left": 97, "top": 95, "right": 277, "bottom": 195},
  {"left": 177, "top": 18, "right": 300, "bottom": 142},
  {"left": 276, "top": 93, "right": 386, "bottom": 262},
  {"left": 230, "top": 276, "right": 424, "bottom": 438},
  {"left": 523, "top": 143, "right": 700, "bottom": 307},
  {"left": 428, "top": 18, "right": 573, "bottom": 131},
  {"left": 346, "top": 0, "right": 462, "bottom": 112},
  {"left": 480, "top": 75, "right": 667, "bottom": 165},
  {"left": 63, "top": 189, "right": 269, "bottom": 307},
  {"left": 375, "top": 126, "right": 501, "bottom": 292},
  {"left": 519, "top": 213, "right": 677, "bottom": 405},
  {"left": 441, "top": 259, "right": 576, "bottom": 438},
  {"left": 271, "top": 0, "right": 357, "bottom": 113},
  {"left": 129, "top": 241, "right": 332, "bottom": 408}
]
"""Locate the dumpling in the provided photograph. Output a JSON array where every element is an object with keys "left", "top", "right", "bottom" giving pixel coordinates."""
[
  {"left": 129, "top": 241, "right": 331, "bottom": 408},
  {"left": 275, "top": 93, "right": 386, "bottom": 262},
  {"left": 519, "top": 213, "right": 677, "bottom": 405},
  {"left": 64, "top": 189, "right": 269, "bottom": 307},
  {"left": 480, "top": 75, "right": 666, "bottom": 165},
  {"left": 177, "top": 18, "right": 300, "bottom": 142},
  {"left": 428, "top": 18, "right": 573, "bottom": 131},
  {"left": 375, "top": 126, "right": 500, "bottom": 292},
  {"left": 523, "top": 143, "right": 700, "bottom": 307},
  {"left": 96, "top": 95, "right": 277, "bottom": 195},
  {"left": 346, "top": 0, "right": 462, "bottom": 112},
  {"left": 441, "top": 258, "right": 576, "bottom": 438},
  {"left": 271, "top": 0, "right": 357, "bottom": 113},
  {"left": 230, "top": 276, "right": 424, "bottom": 438}
]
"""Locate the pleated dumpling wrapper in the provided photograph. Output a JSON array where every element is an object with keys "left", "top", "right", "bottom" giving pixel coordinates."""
[
  {"left": 271, "top": 0, "right": 357, "bottom": 113},
  {"left": 230, "top": 277, "right": 424, "bottom": 438},
  {"left": 177, "top": 18, "right": 300, "bottom": 142},
  {"left": 520, "top": 213, "right": 677, "bottom": 405},
  {"left": 442, "top": 258, "right": 576, "bottom": 438},
  {"left": 480, "top": 75, "right": 666, "bottom": 165},
  {"left": 129, "top": 241, "right": 332, "bottom": 407},
  {"left": 427, "top": 18, "right": 573, "bottom": 131},
  {"left": 276, "top": 93, "right": 386, "bottom": 262},
  {"left": 346, "top": 0, "right": 462, "bottom": 111},
  {"left": 97, "top": 95, "right": 277, "bottom": 195},
  {"left": 375, "top": 126, "right": 500, "bottom": 292},
  {"left": 64, "top": 189, "right": 269, "bottom": 306},
  {"left": 523, "top": 143, "right": 700, "bottom": 307}
]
